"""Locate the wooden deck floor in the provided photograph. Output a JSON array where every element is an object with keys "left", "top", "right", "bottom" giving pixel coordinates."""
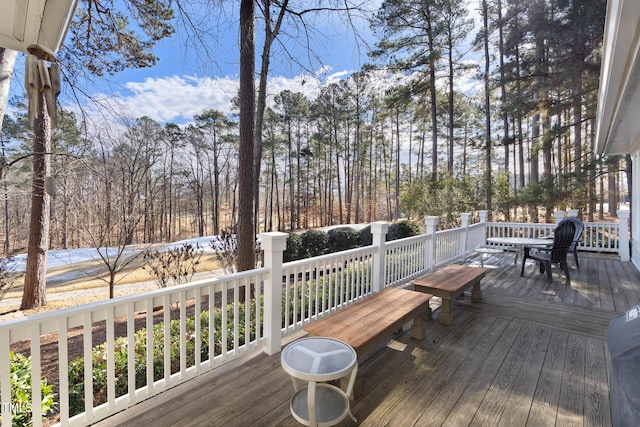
[{"left": 96, "top": 253, "right": 639, "bottom": 427}]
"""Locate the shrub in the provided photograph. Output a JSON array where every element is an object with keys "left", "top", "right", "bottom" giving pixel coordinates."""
[
  {"left": 142, "top": 243, "right": 203, "bottom": 288},
  {"left": 1, "top": 352, "right": 56, "bottom": 427},
  {"left": 211, "top": 231, "right": 239, "bottom": 274},
  {"left": 358, "top": 225, "right": 372, "bottom": 246},
  {"left": 300, "top": 230, "right": 328, "bottom": 257},
  {"left": 327, "top": 227, "right": 360, "bottom": 253},
  {"left": 0, "top": 256, "right": 21, "bottom": 302},
  {"left": 283, "top": 233, "right": 303, "bottom": 262},
  {"left": 388, "top": 220, "right": 421, "bottom": 241}
]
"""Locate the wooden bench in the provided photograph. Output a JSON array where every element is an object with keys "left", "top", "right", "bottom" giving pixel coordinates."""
[
  {"left": 304, "top": 287, "right": 432, "bottom": 396},
  {"left": 411, "top": 264, "right": 487, "bottom": 326}
]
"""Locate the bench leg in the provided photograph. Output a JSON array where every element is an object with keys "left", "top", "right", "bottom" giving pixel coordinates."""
[
  {"left": 471, "top": 282, "right": 483, "bottom": 302},
  {"left": 439, "top": 298, "right": 453, "bottom": 326},
  {"left": 410, "top": 315, "right": 425, "bottom": 340}
]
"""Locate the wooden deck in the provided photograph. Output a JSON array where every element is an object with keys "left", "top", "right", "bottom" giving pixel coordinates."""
[{"left": 96, "top": 253, "right": 639, "bottom": 427}]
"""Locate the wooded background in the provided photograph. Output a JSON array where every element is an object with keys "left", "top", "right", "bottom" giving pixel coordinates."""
[{"left": 0, "top": 0, "right": 627, "bottom": 257}]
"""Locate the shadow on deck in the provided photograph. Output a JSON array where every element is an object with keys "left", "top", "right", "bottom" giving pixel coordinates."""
[{"left": 96, "top": 253, "right": 638, "bottom": 427}]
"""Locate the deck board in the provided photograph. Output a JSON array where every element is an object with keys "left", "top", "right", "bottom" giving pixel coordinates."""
[
  {"left": 497, "top": 326, "right": 551, "bottom": 427},
  {"left": 417, "top": 317, "right": 511, "bottom": 426},
  {"left": 584, "top": 337, "right": 610, "bottom": 427},
  {"left": 95, "top": 253, "right": 632, "bottom": 427},
  {"left": 527, "top": 329, "right": 569, "bottom": 425}
]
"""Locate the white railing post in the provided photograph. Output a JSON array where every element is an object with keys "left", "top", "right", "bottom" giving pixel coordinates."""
[
  {"left": 568, "top": 209, "right": 579, "bottom": 218},
  {"left": 618, "top": 210, "right": 631, "bottom": 262},
  {"left": 460, "top": 213, "right": 471, "bottom": 256},
  {"left": 371, "top": 222, "right": 389, "bottom": 293},
  {"left": 260, "top": 231, "right": 288, "bottom": 355},
  {"left": 478, "top": 210, "right": 488, "bottom": 241},
  {"left": 555, "top": 210, "right": 565, "bottom": 224},
  {"left": 425, "top": 216, "right": 439, "bottom": 270}
]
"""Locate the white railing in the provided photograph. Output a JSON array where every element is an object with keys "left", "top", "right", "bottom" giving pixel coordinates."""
[
  {"left": 280, "top": 246, "right": 376, "bottom": 337},
  {"left": 384, "top": 234, "right": 430, "bottom": 287},
  {"left": 485, "top": 221, "right": 555, "bottom": 239},
  {"left": 0, "top": 269, "right": 268, "bottom": 427},
  {"left": 0, "top": 210, "right": 631, "bottom": 427},
  {"left": 434, "top": 228, "right": 464, "bottom": 267},
  {"left": 486, "top": 220, "right": 621, "bottom": 253},
  {"left": 484, "top": 210, "right": 628, "bottom": 254}
]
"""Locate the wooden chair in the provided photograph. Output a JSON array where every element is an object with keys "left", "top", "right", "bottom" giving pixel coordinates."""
[{"left": 520, "top": 220, "right": 576, "bottom": 280}]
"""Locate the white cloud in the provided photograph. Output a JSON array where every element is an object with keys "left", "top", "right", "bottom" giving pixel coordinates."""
[
  {"left": 112, "top": 75, "right": 239, "bottom": 123},
  {"left": 76, "top": 66, "right": 360, "bottom": 126}
]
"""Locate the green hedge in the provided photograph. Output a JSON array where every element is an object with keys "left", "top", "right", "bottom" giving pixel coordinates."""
[
  {"left": 327, "top": 227, "right": 360, "bottom": 252},
  {"left": 300, "top": 229, "right": 328, "bottom": 258},
  {"left": 388, "top": 219, "right": 421, "bottom": 241},
  {"left": 1, "top": 352, "right": 56, "bottom": 427},
  {"left": 283, "top": 233, "right": 303, "bottom": 262},
  {"left": 358, "top": 225, "right": 373, "bottom": 246},
  {"left": 284, "top": 222, "right": 423, "bottom": 262}
]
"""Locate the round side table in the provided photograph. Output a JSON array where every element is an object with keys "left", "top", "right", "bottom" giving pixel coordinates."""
[{"left": 281, "top": 337, "right": 358, "bottom": 427}]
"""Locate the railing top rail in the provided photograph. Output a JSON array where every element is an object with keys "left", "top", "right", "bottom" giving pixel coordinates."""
[
  {"left": 384, "top": 233, "right": 428, "bottom": 249},
  {"left": 283, "top": 245, "right": 374, "bottom": 268},
  {"left": 436, "top": 227, "right": 464, "bottom": 237}
]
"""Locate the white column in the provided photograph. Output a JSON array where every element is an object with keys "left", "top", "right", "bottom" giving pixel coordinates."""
[
  {"left": 478, "top": 210, "right": 489, "bottom": 244},
  {"left": 568, "top": 209, "right": 579, "bottom": 218},
  {"left": 618, "top": 210, "right": 631, "bottom": 262},
  {"left": 260, "top": 231, "right": 288, "bottom": 355},
  {"left": 554, "top": 210, "right": 565, "bottom": 224},
  {"left": 460, "top": 213, "right": 471, "bottom": 255},
  {"left": 370, "top": 222, "right": 389, "bottom": 293},
  {"left": 425, "top": 216, "right": 439, "bottom": 271}
]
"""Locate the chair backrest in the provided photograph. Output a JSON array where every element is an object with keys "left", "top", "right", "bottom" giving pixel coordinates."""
[
  {"left": 550, "top": 220, "right": 576, "bottom": 263},
  {"left": 560, "top": 217, "right": 584, "bottom": 251}
]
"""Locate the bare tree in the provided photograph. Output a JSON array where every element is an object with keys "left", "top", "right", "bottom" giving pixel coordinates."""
[
  {"left": 0, "top": 48, "right": 17, "bottom": 130},
  {"left": 78, "top": 119, "right": 161, "bottom": 298}
]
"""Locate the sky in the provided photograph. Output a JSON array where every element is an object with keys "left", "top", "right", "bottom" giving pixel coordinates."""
[
  {"left": 59, "top": 2, "right": 385, "bottom": 126},
  {"left": 0, "top": 0, "right": 490, "bottom": 145},
  {"left": 5, "top": 1, "right": 483, "bottom": 128}
]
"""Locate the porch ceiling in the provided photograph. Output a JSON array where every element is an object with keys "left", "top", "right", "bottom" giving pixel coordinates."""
[
  {"left": 0, "top": 0, "right": 77, "bottom": 60},
  {"left": 596, "top": 0, "right": 640, "bottom": 156}
]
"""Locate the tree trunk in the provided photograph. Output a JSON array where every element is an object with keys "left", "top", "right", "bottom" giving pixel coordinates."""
[
  {"left": 254, "top": 0, "right": 288, "bottom": 234},
  {"left": 482, "top": 0, "right": 493, "bottom": 217},
  {"left": 0, "top": 49, "right": 17, "bottom": 255},
  {"left": 237, "top": 0, "right": 256, "bottom": 273},
  {"left": 497, "top": 0, "right": 510, "bottom": 170},
  {"left": 21, "top": 92, "right": 51, "bottom": 310}
]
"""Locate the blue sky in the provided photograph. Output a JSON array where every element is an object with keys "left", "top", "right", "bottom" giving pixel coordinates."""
[
  {"left": 55, "top": 2, "right": 384, "bottom": 126},
  {"left": 7, "top": 1, "right": 482, "bottom": 127}
]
